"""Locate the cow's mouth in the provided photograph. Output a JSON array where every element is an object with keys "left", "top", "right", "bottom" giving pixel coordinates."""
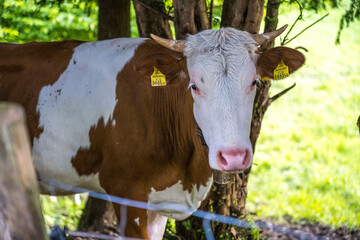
[{"left": 212, "top": 170, "right": 236, "bottom": 184}]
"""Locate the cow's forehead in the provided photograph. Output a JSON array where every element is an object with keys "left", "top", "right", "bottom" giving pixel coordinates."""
[
  {"left": 184, "top": 28, "right": 257, "bottom": 84},
  {"left": 184, "top": 28, "right": 257, "bottom": 57}
]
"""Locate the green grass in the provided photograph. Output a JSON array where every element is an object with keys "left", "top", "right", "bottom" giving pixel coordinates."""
[
  {"left": 247, "top": 5, "right": 360, "bottom": 229},
  {"left": 41, "top": 195, "right": 86, "bottom": 230}
]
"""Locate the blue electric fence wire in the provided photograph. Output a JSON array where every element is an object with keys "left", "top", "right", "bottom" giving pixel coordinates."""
[
  {"left": 202, "top": 218, "right": 214, "bottom": 240},
  {"left": 42, "top": 177, "right": 331, "bottom": 240}
]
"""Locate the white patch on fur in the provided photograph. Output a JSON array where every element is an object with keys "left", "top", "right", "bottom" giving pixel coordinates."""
[
  {"left": 147, "top": 210, "right": 168, "bottom": 240},
  {"left": 74, "top": 194, "right": 81, "bottom": 205},
  {"left": 184, "top": 28, "right": 258, "bottom": 170},
  {"left": 33, "top": 38, "right": 146, "bottom": 193},
  {"left": 148, "top": 177, "right": 212, "bottom": 220},
  {"left": 134, "top": 217, "right": 140, "bottom": 226},
  {"left": 112, "top": 119, "right": 116, "bottom": 127},
  {"left": 179, "top": 70, "right": 187, "bottom": 80}
]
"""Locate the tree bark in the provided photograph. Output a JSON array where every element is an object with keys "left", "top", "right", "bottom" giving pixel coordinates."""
[
  {"left": 260, "top": 0, "right": 281, "bottom": 51},
  {"left": 133, "top": 0, "right": 173, "bottom": 38},
  {"left": 221, "top": 0, "right": 264, "bottom": 34},
  {"left": 98, "top": 0, "right": 130, "bottom": 39},
  {"left": 173, "top": 0, "right": 210, "bottom": 39},
  {"left": 77, "top": 196, "right": 118, "bottom": 233}
]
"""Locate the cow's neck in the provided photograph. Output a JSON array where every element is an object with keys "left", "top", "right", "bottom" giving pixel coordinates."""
[{"left": 149, "top": 78, "right": 212, "bottom": 190}]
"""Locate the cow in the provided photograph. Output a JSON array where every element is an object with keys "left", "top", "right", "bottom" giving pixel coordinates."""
[{"left": 0, "top": 25, "right": 304, "bottom": 239}]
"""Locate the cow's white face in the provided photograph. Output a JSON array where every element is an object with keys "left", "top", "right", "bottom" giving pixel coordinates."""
[
  {"left": 151, "top": 25, "right": 305, "bottom": 172},
  {"left": 184, "top": 28, "right": 259, "bottom": 172}
]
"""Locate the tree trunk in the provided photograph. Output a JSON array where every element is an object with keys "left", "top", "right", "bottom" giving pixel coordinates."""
[
  {"left": 173, "top": 0, "right": 210, "bottom": 39},
  {"left": 133, "top": 0, "right": 173, "bottom": 38},
  {"left": 77, "top": 196, "right": 118, "bottom": 234},
  {"left": 98, "top": 0, "right": 130, "bottom": 39},
  {"left": 260, "top": 0, "right": 281, "bottom": 51},
  {"left": 221, "top": 0, "right": 264, "bottom": 34}
]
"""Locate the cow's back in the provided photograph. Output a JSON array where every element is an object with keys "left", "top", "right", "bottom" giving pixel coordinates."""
[
  {"left": 0, "top": 41, "right": 83, "bottom": 141},
  {"left": 0, "top": 39, "right": 147, "bottom": 194}
]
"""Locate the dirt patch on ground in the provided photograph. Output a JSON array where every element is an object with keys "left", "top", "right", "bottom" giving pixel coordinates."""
[
  {"left": 52, "top": 218, "right": 360, "bottom": 239},
  {"left": 257, "top": 219, "right": 360, "bottom": 240}
]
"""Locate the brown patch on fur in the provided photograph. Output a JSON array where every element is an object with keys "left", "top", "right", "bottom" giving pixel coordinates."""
[
  {"left": 257, "top": 46, "right": 305, "bottom": 80},
  {"left": 0, "top": 40, "right": 82, "bottom": 142},
  {"left": 0, "top": 64, "right": 25, "bottom": 73},
  {"left": 71, "top": 118, "right": 107, "bottom": 176}
]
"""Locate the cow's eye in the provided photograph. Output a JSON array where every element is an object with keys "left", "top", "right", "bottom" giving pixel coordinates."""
[
  {"left": 250, "top": 78, "right": 261, "bottom": 91},
  {"left": 252, "top": 78, "right": 261, "bottom": 86},
  {"left": 189, "top": 83, "right": 200, "bottom": 94},
  {"left": 252, "top": 78, "right": 261, "bottom": 87}
]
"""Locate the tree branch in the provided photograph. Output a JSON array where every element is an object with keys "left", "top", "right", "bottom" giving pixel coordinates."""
[
  {"left": 281, "top": 0, "right": 303, "bottom": 46},
  {"left": 134, "top": 0, "right": 174, "bottom": 21},
  {"left": 267, "top": 83, "right": 296, "bottom": 105},
  {"left": 282, "top": 13, "right": 329, "bottom": 46},
  {"left": 295, "top": 46, "right": 308, "bottom": 52},
  {"left": 209, "top": 0, "right": 214, "bottom": 28}
]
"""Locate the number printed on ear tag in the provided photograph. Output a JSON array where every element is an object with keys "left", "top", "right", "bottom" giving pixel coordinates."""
[
  {"left": 151, "top": 67, "right": 167, "bottom": 86},
  {"left": 274, "top": 60, "right": 290, "bottom": 80}
]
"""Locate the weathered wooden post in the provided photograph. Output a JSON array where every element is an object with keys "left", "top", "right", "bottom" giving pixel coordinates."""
[{"left": 0, "top": 103, "right": 47, "bottom": 240}]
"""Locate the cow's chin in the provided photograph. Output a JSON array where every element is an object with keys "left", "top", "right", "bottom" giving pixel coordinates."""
[
  {"left": 210, "top": 164, "right": 253, "bottom": 174},
  {"left": 211, "top": 162, "right": 253, "bottom": 184}
]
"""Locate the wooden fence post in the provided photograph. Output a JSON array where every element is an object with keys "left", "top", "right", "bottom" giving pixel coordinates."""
[{"left": 0, "top": 103, "right": 47, "bottom": 240}]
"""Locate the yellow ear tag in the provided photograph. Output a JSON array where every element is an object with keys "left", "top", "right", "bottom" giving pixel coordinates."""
[
  {"left": 273, "top": 60, "right": 290, "bottom": 80},
  {"left": 151, "top": 67, "right": 167, "bottom": 87}
]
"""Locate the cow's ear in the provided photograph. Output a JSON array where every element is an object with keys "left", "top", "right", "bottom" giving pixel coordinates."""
[
  {"left": 256, "top": 47, "right": 305, "bottom": 80},
  {"left": 134, "top": 53, "right": 184, "bottom": 84}
]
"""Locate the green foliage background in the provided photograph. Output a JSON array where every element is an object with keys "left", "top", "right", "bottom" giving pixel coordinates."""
[
  {"left": 0, "top": 0, "right": 359, "bottom": 232},
  {"left": 0, "top": 0, "right": 98, "bottom": 42}
]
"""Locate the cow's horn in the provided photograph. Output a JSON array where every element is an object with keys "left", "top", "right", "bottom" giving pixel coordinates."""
[
  {"left": 252, "top": 24, "right": 288, "bottom": 46},
  {"left": 150, "top": 34, "right": 185, "bottom": 52}
]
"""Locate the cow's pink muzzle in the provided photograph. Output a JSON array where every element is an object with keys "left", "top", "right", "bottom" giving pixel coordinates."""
[{"left": 216, "top": 148, "right": 251, "bottom": 172}]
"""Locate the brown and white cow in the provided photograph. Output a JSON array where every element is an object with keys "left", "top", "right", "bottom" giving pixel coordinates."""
[{"left": 0, "top": 26, "right": 304, "bottom": 239}]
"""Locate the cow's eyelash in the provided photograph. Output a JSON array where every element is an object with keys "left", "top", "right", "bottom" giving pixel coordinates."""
[
  {"left": 188, "top": 83, "right": 200, "bottom": 93},
  {"left": 252, "top": 78, "right": 262, "bottom": 87},
  {"left": 188, "top": 83, "right": 196, "bottom": 89}
]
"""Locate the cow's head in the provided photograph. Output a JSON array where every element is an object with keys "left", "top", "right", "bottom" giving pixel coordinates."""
[{"left": 151, "top": 26, "right": 305, "bottom": 172}]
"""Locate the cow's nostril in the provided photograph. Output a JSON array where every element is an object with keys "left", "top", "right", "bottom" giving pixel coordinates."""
[{"left": 218, "top": 151, "right": 228, "bottom": 167}]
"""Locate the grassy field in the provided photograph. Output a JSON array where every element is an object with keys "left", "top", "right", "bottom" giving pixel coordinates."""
[{"left": 247, "top": 5, "right": 360, "bottom": 229}]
